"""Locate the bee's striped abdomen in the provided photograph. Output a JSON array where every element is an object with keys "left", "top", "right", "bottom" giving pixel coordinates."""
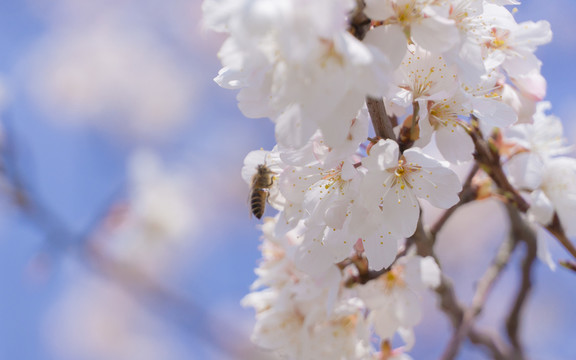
[{"left": 250, "top": 189, "right": 268, "bottom": 219}]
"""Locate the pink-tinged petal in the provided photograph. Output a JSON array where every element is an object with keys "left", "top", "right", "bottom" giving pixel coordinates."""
[
  {"left": 363, "top": 139, "right": 400, "bottom": 171},
  {"left": 484, "top": 50, "right": 506, "bottom": 72},
  {"left": 380, "top": 184, "right": 420, "bottom": 237},
  {"left": 214, "top": 66, "right": 244, "bottom": 89},
  {"left": 320, "top": 265, "right": 344, "bottom": 315},
  {"left": 514, "top": 20, "right": 552, "bottom": 51},
  {"left": 413, "top": 106, "right": 434, "bottom": 149},
  {"left": 250, "top": 310, "right": 301, "bottom": 349},
  {"left": 536, "top": 227, "right": 556, "bottom": 271},
  {"left": 275, "top": 104, "right": 318, "bottom": 149},
  {"left": 397, "top": 327, "right": 416, "bottom": 351},
  {"left": 503, "top": 52, "right": 543, "bottom": 79},
  {"left": 447, "top": 38, "right": 485, "bottom": 85},
  {"left": 361, "top": 170, "right": 391, "bottom": 209},
  {"left": 395, "top": 288, "right": 422, "bottom": 327},
  {"left": 540, "top": 158, "right": 576, "bottom": 237},
  {"left": 555, "top": 196, "right": 576, "bottom": 238},
  {"left": 402, "top": 256, "right": 424, "bottom": 290},
  {"left": 363, "top": 232, "right": 399, "bottom": 270},
  {"left": 292, "top": 226, "right": 337, "bottom": 276},
  {"left": 489, "top": 0, "right": 520, "bottom": 5},
  {"left": 506, "top": 153, "right": 543, "bottom": 190},
  {"left": 318, "top": 91, "right": 365, "bottom": 148},
  {"left": 410, "top": 165, "right": 461, "bottom": 209},
  {"left": 411, "top": 16, "right": 459, "bottom": 53},
  {"left": 303, "top": 179, "right": 339, "bottom": 224},
  {"left": 364, "top": 0, "right": 394, "bottom": 20},
  {"left": 340, "top": 159, "right": 357, "bottom": 181},
  {"left": 435, "top": 124, "right": 474, "bottom": 163},
  {"left": 473, "top": 98, "right": 518, "bottom": 127},
  {"left": 403, "top": 147, "right": 445, "bottom": 168},
  {"left": 274, "top": 210, "right": 299, "bottom": 238},
  {"left": 323, "top": 227, "right": 355, "bottom": 262},
  {"left": 363, "top": 25, "right": 407, "bottom": 70},
  {"left": 511, "top": 70, "right": 547, "bottom": 101},
  {"left": 372, "top": 306, "right": 400, "bottom": 339},
  {"left": 241, "top": 149, "right": 269, "bottom": 184},
  {"left": 279, "top": 166, "right": 318, "bottom": 203},
  {"left": 420, "top": 256, "right": 441, "bottom": 289},
  {"left": 238, "top": 85, "right": 276, "bottom": 119},
  {"left": 348, "top": 202, "right": 383, "bottom": 239},
  {"left": 298, "top": 61, "right": 350, "bottom": 121},
  {"left": 279, "top": 137, "right": 318, "bottom": 166},
  {"left": 324, "top": 201, "right": 349, "bottom": 229}
]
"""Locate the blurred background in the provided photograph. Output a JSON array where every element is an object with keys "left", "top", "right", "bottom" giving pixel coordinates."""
[{"left": 0, "top": 0, "right": 575, "bottom": 359}]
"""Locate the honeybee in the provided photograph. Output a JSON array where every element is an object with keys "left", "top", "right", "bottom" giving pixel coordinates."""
[{"left": 250, "top": 164, "right": 275, "bottom": 219}]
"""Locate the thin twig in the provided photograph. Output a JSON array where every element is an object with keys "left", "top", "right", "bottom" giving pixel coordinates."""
[
  {"left": 505, "top": 205, "right": 537, "bottom": 358},
  {"left": 469, "top": 329, "right": 508, "bottom": 360},
  {"left": 546, "top": 214, "right": 576, "bottom": 260},
  {"left": 355, "top": 239, "right": 414, "bottom": 284},
  {"left": 410, "top": 214, "right": 510, "bottom": 359},
  {"left": 468, "top": 117, "right": 529, "bottom": 212},
  {"left": 440, "top": 233, "right": 517, "bottom": 360},
  {"left": 468, "top": 116, "right": 576, "bottom": 261}
]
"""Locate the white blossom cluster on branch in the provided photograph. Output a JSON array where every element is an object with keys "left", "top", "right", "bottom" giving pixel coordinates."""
[{"left": 203, "top": 0, "right": 576, "bottom": 358}]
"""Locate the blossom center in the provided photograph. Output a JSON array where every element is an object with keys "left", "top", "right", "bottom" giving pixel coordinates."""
[
  {"left": 488, "top": 28, "right": 510, "bottom": 50},
  {"left": 383, "top": 266, "right": 405, "bottom": 291}
]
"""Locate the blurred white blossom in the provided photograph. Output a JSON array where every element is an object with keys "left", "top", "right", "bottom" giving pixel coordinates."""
[
  {"left": 24, "top": 8, "right": 196, "bottom": 140},
  {"left": 98, "top": 150, "right": 198, "bottom": 277}
]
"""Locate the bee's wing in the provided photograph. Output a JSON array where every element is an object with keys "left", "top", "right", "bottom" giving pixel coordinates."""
[
  {"left": 247, "top": 188, "right": 254, "bottom": 219},
  {"left": 241, "top": 150, "right": 268, "bottom": 184}
]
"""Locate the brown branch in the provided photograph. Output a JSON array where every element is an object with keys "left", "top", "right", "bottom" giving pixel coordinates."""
[
  {"left": 346, "top": 238, "right": 414, "bottom": 285},
  {"left": 349, "top": 2, "right": 397, "bottom": 145},
  {"left": 559, "top": 260, "right": 576, "bottom": 273},
  {"left": 468, "top": 117, "right": 529, "bottom": 212},
  {"left": 469, "top": 329, "right": 509, "bottom": 360},
  {"left": 409, "top": 213, "right": 511, "bottom": 359},
  {"left": 366, "top": 96, "right": 397, "bottom": 141},
  {"left": 348, "top": 0, "right": 371, "bottom": 41},
  {"left": 468, "top": 116, "right": 576, "bottom": 261},
  {"left": 441, "top": 232, "right": 517, "bottom": 360},
  {"left": 398, "top": 101, "right": 421, "bottom": 152},
  {"left": 546, "top": 214, "right": 576, "bottom": 260},
  {"left": 505, "top": 205, "right": 537, "bottom": 358}
]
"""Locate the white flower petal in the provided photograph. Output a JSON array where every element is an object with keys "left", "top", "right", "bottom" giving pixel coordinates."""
[
  {"left": 435, "top": 124, "right": 474, "bottom": 163},
  {"left": 395, "top": 288, "right": 422, "bottom": 327},
  {"left": 363, "top": 25, "right": 407, "bottom": 70},
  {"left": 363, "top": 232, "right": 399, "bottom": 270},
  {"left": 411, "top": 16, "right": 459, "bottom": 53},
  {"left": 536, "top": 227, "right": 556, "bottom": 271}
]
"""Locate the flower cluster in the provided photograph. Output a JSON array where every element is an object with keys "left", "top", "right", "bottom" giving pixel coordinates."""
[
  {"left": 242, "top": 217, "right": 439, "bottom": 359},
  {"left": 203, "top": 0, "right": 575, "bottom": 357}
]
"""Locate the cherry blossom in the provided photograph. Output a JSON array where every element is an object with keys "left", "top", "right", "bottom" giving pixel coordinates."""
[
  {"left": 358, "top": 254, "right": 440, "bottom": 343},
  {"left": 205, "top": 0, "right": 392, "bottom": 149},
  {"left": 361, "top": 139, "right": 461, "bottom": 237}
]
